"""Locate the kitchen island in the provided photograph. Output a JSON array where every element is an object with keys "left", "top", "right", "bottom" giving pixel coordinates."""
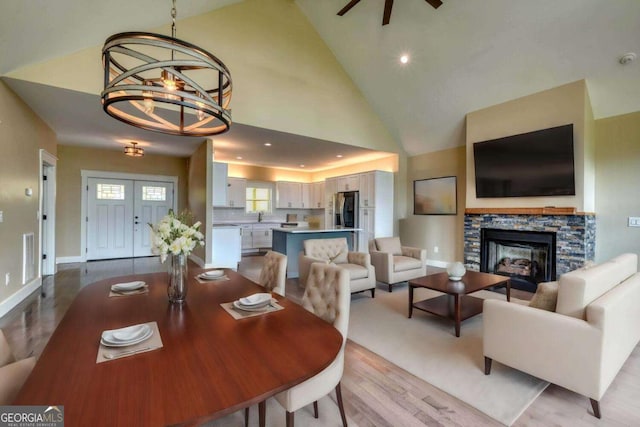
[{"left": 272, "top": 227, "right": 360, "bottom": 278}]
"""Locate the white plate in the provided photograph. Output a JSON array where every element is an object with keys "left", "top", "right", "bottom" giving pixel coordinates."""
[
  {"left": 233, "top": 300, "right": 270, "bottom": 312},
  {"left": 101, "top": 325, "right": 153, "bottom": 347},
  {"left": 111, "top": 281, "right": 146, "bottom": 292},
  {"left": 202, "top": 270, "right": 224, "bottom": 278},
  {"left": 239, "top": 293, "right": 272, "bottom": 307}
]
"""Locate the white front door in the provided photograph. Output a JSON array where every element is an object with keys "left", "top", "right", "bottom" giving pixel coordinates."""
[
  {"left": 87, "top": 178, "right": 134, "bottom": 260},
  {"left": 133, "top": 181, "right": 174, "bottom": 257},
  {"left": 87, "top": 178, "right": 175, "bottom": 260}
]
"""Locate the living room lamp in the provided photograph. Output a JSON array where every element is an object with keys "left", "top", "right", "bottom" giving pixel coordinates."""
[
  {"left": 124, "top": 142, "right": 144, "bottom": 157},
  {"left": 101, "top": 0, "right": 232, "bottom": 137}
]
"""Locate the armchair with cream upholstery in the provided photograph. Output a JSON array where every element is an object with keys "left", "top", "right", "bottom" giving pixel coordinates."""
[
  {"left": 259, "top": 250, "right": 287, "bottom": 296},
  {"left": 275, "top": 263, "right": 350, "bottom": 427},
  {"left": 483, "top": 253, "right": 640, "bottom": 418},
  {"left": 1, "top": 329, "right": 36, "bottom": 404},
  {"left": 369, "top": 237, "right": 426, "bottom": 292},
  {"left": 298, "top": 238, "right": 375, "bottom": 297}
]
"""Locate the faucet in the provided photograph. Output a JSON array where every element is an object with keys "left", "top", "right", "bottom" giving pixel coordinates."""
[{"left": 258, "top": 212, "right": 263, "bottom": 222}]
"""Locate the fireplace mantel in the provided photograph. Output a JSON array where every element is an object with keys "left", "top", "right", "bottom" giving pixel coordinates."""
[{"left": 464, "top": 207, "right": 594, "bottom": 216}]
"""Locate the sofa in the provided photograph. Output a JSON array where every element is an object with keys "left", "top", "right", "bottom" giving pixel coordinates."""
[
  {"left": 298, "top": 237, "right": 376, "bottom": 297},
  {"left": 369, "top": 237, "right": 426, "bottom": 292},
  {"left": 483, "top": 253, "right": 640, "bottom": 418}
]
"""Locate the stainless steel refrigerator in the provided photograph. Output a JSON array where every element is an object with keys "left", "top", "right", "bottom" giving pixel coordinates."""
[{"left": 335, "top": 191, "right": 359, "bottom": 228}]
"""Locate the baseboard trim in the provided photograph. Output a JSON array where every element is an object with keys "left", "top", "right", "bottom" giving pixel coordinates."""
[
  {"left": 0, "top": 277, "right": 42, "bottom": 318},
  {"left": 57, "top": 256, "right": 84, "bottom": 264},
  {"left": 427, "top": 259, "right": 449, "bottom": 268}
]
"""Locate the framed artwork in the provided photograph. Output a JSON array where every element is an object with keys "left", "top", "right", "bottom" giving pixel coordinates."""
[{"left": 413, "top": 176, "right": 457, "bottom": 215}]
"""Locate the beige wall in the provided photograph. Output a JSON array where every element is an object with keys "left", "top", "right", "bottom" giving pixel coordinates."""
[
  {"left": 465, "top": 80, "right": 595, "bottom": 212},
  {"left": 187, "top": 141, "right": 210, "bottom": 263},
  {"left": 0, "top": 80, "right": 57, "bottom": 306},
  {"left": 56, "top": 145, "right": 189, "bottom": 258},
  {"left": 401, "top": 147, "right": 466, "bottom": 264},
  {"left": 594, "top": 111, "right": 640, "bottom": 262}
]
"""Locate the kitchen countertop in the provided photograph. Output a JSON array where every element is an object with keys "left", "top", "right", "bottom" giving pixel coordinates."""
[{"left": 272, "top": 227, "right": 361, "bottom": 234}]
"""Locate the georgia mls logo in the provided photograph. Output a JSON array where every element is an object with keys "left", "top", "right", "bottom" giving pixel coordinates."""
[{"left": 0, "top": 405, "right": 64, "bottom": 427}]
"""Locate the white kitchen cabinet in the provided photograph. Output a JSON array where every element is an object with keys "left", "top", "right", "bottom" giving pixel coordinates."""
[
  {"left": 227, "top": 177, "right": 247, "bottom": 208},
  {"left": 324, "top": 178, "right": 337, "bottom": 228},
  {"left": 311, "top": 181, "right": 325, "bottom": 209},
  {"left": 212, "top": 226, "right": 241, "bottom": 269},
  {"left": 359, "top": 172, "right": 375, "bottom": 207},
  {"left": 212, "top": 162, "right": 228, "bottom": 207},
  {"left": 358, "top": 208, "right": 375, "bottom": 252},
  {"left": 357, "top": 171, "right": 393, "bottom": 252},
  {"left": 301, "top": 183, "right": 311, "bottom": 209},
  {"left": 240, "top": 224, "right": 253, "bottom": 250},
  {"left": 276, "top": 181, "right": 302, "bottom": 209},
  {"left": 336, "top": 174, "right": 359, "bottom": 192},
  {"left": 252, "top": 224, "right": 273, "bottom": 249}
]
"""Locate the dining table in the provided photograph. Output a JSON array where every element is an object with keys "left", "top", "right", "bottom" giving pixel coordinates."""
[{"left": 13, "top": 268, "right": 343, "bottom": 426}]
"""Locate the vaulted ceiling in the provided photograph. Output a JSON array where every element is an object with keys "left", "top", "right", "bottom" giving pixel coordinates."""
[{"left": 1, "top": 0, "right": 639, "bottom": 167}]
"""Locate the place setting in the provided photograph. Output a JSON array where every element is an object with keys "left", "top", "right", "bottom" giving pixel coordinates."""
[
  {"left": 108, "top": 280, "right": 149, "bottom": 297},
  {"left": 96, "top": 321, "right": 163, "bottom": 363},
  {"left": 221, "top": 292, "right": 284, "bottom": 320},
  {"left": 195, "top": 269, "right": 230, "bottom": 284}
]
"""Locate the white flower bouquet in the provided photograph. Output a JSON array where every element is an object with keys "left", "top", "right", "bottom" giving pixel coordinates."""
[{"left": 149, "top": 210, "right": 205, "bottom": 263}]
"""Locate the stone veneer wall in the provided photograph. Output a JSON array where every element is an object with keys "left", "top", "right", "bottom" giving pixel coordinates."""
[{"left": 464, "top": 213, "right": 596, "bottom": 278}]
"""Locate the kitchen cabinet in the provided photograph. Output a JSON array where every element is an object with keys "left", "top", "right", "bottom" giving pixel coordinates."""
[
  {"left": 227, "top": 177, "right": 247, "bottom": 208},
  {"left": 252, "top": 223, "right": 273, "bottom": 249},
  {"left": 276, "top": 181, "right": 302, "bottom": 209},
  {"left": 324, "top": 178, "right": 337, "bottom": 228},
  {"left": 240, "top": 224, "right": 253, "bottom": 250},
  {"left": 336, "top": 174, "right": 359, "bottom": 192},
  {"left": 212, "top": 162, "right": 228, "bottom": 207},
  {"left": 301, "top": 183, "right": 311, "bottom": 209},
  {"left": 311, "top": 181, "right": 325, "bottom": 209},
  {"left": 357, "top": 171, "right": 393, "bottom": 252},
  {"left": 211, "top": 225, "right": 241, "bottom": 269}
]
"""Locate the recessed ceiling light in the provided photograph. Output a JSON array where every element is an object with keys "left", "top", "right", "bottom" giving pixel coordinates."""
[
  {"left": 300, "top": 164, "right": 305, "bottom": 168},
  {"left": 264, "top": 142, "right": 272, "bottom": 146},
  {"left": 400, "top": 54, "right": 409, "bottom": 64},
  {"left": 336, "top": 154, "right": 343, "bottom": 158},
  {"left": 236, "top": 156, "right": 242, "bottom": 160}
]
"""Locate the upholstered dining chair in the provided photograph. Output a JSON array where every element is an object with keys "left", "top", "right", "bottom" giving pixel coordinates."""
[
  {"left": 259, "top": 250, "right": 287, "bottom": 296},
  {"left": 274, "top": 262, "right": 350, "bottom": 427},
  {"left": 0, "top": 329, "right": 36, "bottom": 404}
]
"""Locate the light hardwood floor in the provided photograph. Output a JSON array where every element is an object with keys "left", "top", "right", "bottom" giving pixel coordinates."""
[{"left": 1, "top": 256, "right": 638, "bottom": 426}]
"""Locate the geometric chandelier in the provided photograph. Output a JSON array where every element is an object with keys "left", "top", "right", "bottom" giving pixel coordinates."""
[{"left": 101, "top": 0, "right": 232, "bottom": 137}]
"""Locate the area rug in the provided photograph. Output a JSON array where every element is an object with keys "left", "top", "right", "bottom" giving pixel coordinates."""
[{"left": 348, "top": 287, "right": 549, "bottom": 426}]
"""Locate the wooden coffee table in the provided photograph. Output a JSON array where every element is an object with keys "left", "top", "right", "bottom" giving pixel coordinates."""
[{"left": 408, "top": 271, "right": 510, "bottom": 337}]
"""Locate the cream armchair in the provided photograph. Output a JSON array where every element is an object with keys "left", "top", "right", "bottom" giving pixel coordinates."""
[
  {"left": 483, "top": 253, "right": 640, "bottom": 418},
  {"left": 369, "top": 237, "right": 426, "bottom": 292},
  {"left": 298, "top": 237, "right": 376, "bottom": 297}
]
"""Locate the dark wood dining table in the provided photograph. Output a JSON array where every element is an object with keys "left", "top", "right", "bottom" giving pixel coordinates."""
[{"left": 13, "top": 269, "right": 343, "bottom": 426}]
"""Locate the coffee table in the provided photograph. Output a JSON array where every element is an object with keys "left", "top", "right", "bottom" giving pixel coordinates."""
[{"left": 408, "top": 270, "right": 510, "bottom": 337}]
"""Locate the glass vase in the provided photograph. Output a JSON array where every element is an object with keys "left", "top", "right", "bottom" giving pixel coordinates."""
[{"left": 168, "top": 253, "right": 188, "bottom": 304}]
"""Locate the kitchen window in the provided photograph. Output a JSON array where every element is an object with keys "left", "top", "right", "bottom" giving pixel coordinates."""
[{"left": 246, "top": 186, "right": 272, "bottom": 214}]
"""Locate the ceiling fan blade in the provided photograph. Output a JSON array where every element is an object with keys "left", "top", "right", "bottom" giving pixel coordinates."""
[
  {"left": 337, "top": 0, "right": 362, "bottom": 16},
  {"left": 425, "top": 0, "right": 443, "bottom": 9},
  {"left": 382, "top": 0, "right": 394, "bottom": 25}
]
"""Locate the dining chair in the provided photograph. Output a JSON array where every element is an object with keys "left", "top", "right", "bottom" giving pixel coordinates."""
[
  {"left": 274, "top": 262, "right": 350, "bottom": 427},
  {"left": 0, "top": 329, "right": 36, "bottom": 404},
  {"left": 259, "top": 250, "right": 287, "bottom": 296}
]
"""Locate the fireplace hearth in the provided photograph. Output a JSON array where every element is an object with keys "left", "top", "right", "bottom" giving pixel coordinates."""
[{"left": 480, "top": 228, "right": 556, "bottom": 292}]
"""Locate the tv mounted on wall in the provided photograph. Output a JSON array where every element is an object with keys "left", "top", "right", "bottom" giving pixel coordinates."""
[{"left": 473, "top": 124, "right": 575, "bottom": 198}]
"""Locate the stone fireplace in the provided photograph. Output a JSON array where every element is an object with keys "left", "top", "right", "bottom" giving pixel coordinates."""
[{"left": 464, "top": 208, "right": 595, "bottom": 291}]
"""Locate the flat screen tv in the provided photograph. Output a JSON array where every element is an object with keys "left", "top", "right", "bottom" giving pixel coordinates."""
[{"left": 473, "top": 124, "right": 575, "bottom": 198}]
